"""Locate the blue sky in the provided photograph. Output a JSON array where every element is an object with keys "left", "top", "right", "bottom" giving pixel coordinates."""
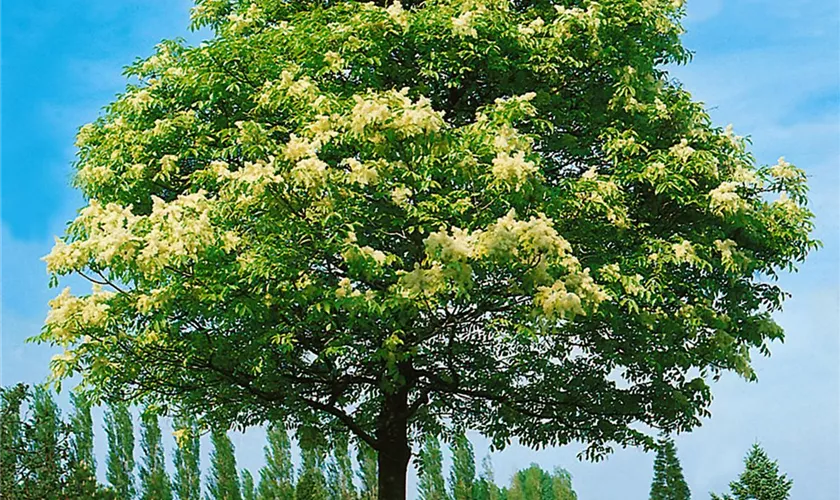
[{"left": 1, "top": 1, "right": 838, "bottom": 498}]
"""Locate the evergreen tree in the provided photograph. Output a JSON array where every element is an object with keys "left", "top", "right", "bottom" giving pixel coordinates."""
[
  {"left": 257, "top": 423, "right": 295, "bottom": 500},
  {"left": 327, "top": 434, "right": 356, "bottom": 500},
  {"left": 105, "top": 403, "right": 135, "bottom": 499},
  {"left": 207, "top": 428, "right": 241, "bottom": 500},
  {"left": 1, "top": 384, "right": 27, "bottom": 498},
  {"left": 68, "top": 391, "right": 99, "bottom": 497},
  {"left": 139, "top": 410, "right": 172, "bottom": 500},
  {"left": 241, "top": 470, "right": 257, "bottom": 500},
  {"left": 474, "top": 455, "right": 500, "bottom": 500},
  {"left": 448, "top": 434, "right": 475, "bottom": 500},
  {"left": 711, "top": 444, "right": 793, "bottom": 500},
  {"left": 173, "top": 415, "right": 201, "bottom": 500},
  {"left": 649, "top": 436, "right": 690, "bottom": 500},
  {"left": 418, "top": 435, "right": 447, "bottom": 500},
  {"left": 356, "top": 443, "right": 378, "bottom": 500},
  {"left": 295, "top": 431, "right": 328, "bottom": 500}
]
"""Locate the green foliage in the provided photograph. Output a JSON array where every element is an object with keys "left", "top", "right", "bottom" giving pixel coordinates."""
[
  {"left": 449, "top": 433, "right": 475, "bottom": 500},
  {"left": 295, "top": 431, "right": 328, "bottom": 500},
  {"left": 418, "top": 435, "right": 448, "bottom": 500},
  {"left": 327, "top": 434, "right": 357, "bottom": 500},
  {"left": 257, "top": 423, "right": 295, "bottom": 499},
  {"left": 241, "top": 470, "right": 257, "bottom": 500},
  {"left": 38, "top": 0, "right": 818, "bottom": 494},
  {"left": 503, "top": 464, "right": 577, "bottom": 500},
  {"left": 67, "top": 392, "right": 100, "bottom": 497},
  {"left": 711, "top": 444, "right": 792, "bottom": 500},
  {"left": 356, "top": 443, "right": 378, "bottom": 500},
  {"left": 649, "top": 436, "right": 690, "bottom": 500},
  {"left": 474, "top": 455, "right": 501, "bottom": 500},
  {"left": 1, "top": 385, "right": 27, "bottom": 498},
  {"left": 105, "top": 403, "right": 136, "bottom": 499},
  {"left": 207, "top": 428, "right": 242, "bottom": 500},
  {"left": 173, "top": 415, "right": 202, "bottom": 500},
  {"left": 139, "top": 410, "right": 173, "bottom": 500}
]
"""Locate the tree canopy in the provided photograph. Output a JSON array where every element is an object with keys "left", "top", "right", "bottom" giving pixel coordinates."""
[{"left": 36, "top": 0, "right": 816, "bottom": 496}]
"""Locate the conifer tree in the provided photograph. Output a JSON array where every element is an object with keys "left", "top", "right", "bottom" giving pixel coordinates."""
[
  {"left": 327, "top": 434, "right": 356, "bottom": 500},
  {"left": 207, "top": 428, "right": 241, "bottom": 500},
  {"left": 241, "top": 470, "right": 257, "bottom": 500},
  {"left": 295, "top": 431, "right": 328, "bottom": 500},
  {"left": 257, "top": 423, "right": 295, "bottom": 500},
  {"left": 418, "top": 435, "right": 447, "bottom": 500},
  {"left": 711, "top": 444, "right": 792, "bottom": 500},
  {"left": 649, "top": 436, "right": 690, "bottom": 500},
  {"left": 139, "top": 410, "right": 173, "bottom": 500},
  {"left": 357, "top": 443, "right": 378, "bottom": 500},
  {"left": 105, "top": 402, "right": 135, "bottom": 499},
  {"left": 173, "top": 415, "right": 201, "bottom": 500},
  {"left": 68, "top": 391, "right": 99, "bottom": 496},
  {"left": 449, "top": 433, "right": 475, "bottom": 500}
]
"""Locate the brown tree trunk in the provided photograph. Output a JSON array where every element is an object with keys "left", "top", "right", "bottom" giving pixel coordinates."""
[{"left": 377, "top": 387, "right": 411, "bottom": 500}]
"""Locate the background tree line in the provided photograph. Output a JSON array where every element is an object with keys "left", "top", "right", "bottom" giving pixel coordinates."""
[{"left": 0, "top": 384, "right": 791, "bottom": 499}]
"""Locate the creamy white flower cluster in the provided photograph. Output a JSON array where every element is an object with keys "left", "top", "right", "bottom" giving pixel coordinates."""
[
  {"left": 45, "top": 286, "right": 114, "bottom": 344},
  {"left": 348, "top": 88, "right": 445, "bottom": 140}
]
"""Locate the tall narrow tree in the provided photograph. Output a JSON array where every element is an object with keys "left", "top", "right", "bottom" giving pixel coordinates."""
[
  {"left": 207, "top": 428, "right": 241, "bottom": 500},
  {"left": 173, "top": 415, "right": 201, "bottom": 500},
  {"left": 295, "top": 431, "right": 328, "bottom": 500},
  {"left": 68, "top": 391, "right": 99, "bottom": 496},
  {"left": 474, "top": 455, "right": 500, "bottom": 500},
  {"left": 105, "top": 403, "right": 135, "bottom": 499},
  {"left": 241, "top": 470, "right": 257, "bottom": 500},
  {"left": 357, "top": 443, "right": 378, "bottom": 500},
  {"left": 327, "top": 434, "right": 356, "bottom": 500},
  {"left": 449, "top": 434, "right": 476, "bottom": 500},
  {"left": 29, "top": 387, "right": 63, "bottom": 495},
  {"left": 139, "top": 410, "right": 173, "bottom": 500},
  {"left": 257, "top": 423, "right": 295, "bottom": 500},
  {"left": 550, "top": 467, "right": 578, "bottom": 500},
  {"left": 418, "top": 435, "right": 447, "bottom": 500},
  {"left": 649, "top": 436, "right": 690, "bottom": 500},
  {"left": 711, "top": 444, "right": 793, "bottom": 500},
  {"left": 1, "top": 384, "right": 27, "bottom": 498}
]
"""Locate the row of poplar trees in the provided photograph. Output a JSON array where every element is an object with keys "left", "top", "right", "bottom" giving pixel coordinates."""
[{"left": 0, "top": 384, "right": 577, "bottom": 500}]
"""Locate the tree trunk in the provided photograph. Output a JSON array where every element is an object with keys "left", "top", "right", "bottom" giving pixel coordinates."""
[{"left": 377, "top": 387, "right": 411, "bottom": 500}]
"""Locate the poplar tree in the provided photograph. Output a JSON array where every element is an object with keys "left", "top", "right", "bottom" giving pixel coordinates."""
[
  {"left": 257, "top": 423, "right": 295, "bottom": 500},
  {"left": 295, "top": 432, "right": 328, "bottom": 500},
  {"left": 1, "top": 384, "right": 27, "bottom": 498},
  {"left": 241, "top": 470, "right": 257, "bottom": 500},
  {"left": 357, "top": 443, "right": 378, "bottom": 500},
  {"left": 173, "top": 415, "right": 202, "bottom": 500},
  {"left": 449, "top": 434, "right": 476, "bottom": 500},
  {"left": 40, "top": 0, "right": 818, "bottom": 497},
  {"left": 327, "top": 434, "right": 357, "bottom": 500},
  {"left": 474, "top": 455, "right": 501, "bottom": 500},
  {"left": 105, "top": 403, "right": 135, "bottom": 499},
  {"left": 649, "top": 436, "right": 690, "bottom": 500},
  {"left": 711, "top": 444, "right": 793, "bottom": 500},
  {"left": 139, "top": 410, "right": 173, "bottom": 500},
  {"left": 207, "top": 429, "right": 242, "bottom": 500},
  {"left": 68, "top": 391, "right": 99, "bottom": 496},
  {"left": 418, "top": 435, "right": 447, "bottom": 500},
  {"left": 28, "top": 386, "right": 63, "bottom": 496}
]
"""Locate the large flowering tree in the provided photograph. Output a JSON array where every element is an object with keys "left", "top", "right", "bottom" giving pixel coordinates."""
[{"left": 37, "top": 0, "right": 816, "bottom": 496}]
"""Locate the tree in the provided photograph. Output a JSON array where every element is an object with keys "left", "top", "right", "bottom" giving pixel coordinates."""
[
  {"left": 28, "top": 386, "right": 64, "bottom": 496},
  {"left": 1, "top": 384, "right": 27, "bottom": 498},
  {"left": 327, "top": 433, "right": 357, "bottom": 500},
  {"left": 68, "top": 391, "right": 100, "bottom": 497},
  {"left": 503, "top": 464, "right": 577, "bottom": 500},
  {"left": 173, "top": 415, "right": 202, "bottom": 500},
  {"left": 241, "top": 470, "right": 257, "bottom": 500},
  {"left": 549, "top": 467, "right": 577, "bottom": 500},
  {"left": 39, "top": 0, "right": 817, "bottom": 498},
  {"left": 257, "top": 423, "right": 295, "bottom": 500},
  {"left": 418, "top": 435, "right": 447, "bottom": 500},
  {"left": 449, "top": 433, "right": 476, "bottom": 500},
  {"left": 650, "top": 435, "right": 690, "bottom": 500},
  {"left": 207, "top": 428, "right": 241, "bottom": 500},
  {"left": 474, "top": 455, "right": 500, "bottom": 500},
  {"left": 105, "top": 403, "right": 135, "bottom": 499},
  {"left": 295, "top": 431, "right": 328, "bottom": 500},
  {"left": 711, "top": 444, "right": 792, "bottom": 500},
  {"left": 357, "top": 443, "right": 378, "bottom": 500},
  {"left": 139, "top": 409, "right": 173, "bottom": 500}
]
